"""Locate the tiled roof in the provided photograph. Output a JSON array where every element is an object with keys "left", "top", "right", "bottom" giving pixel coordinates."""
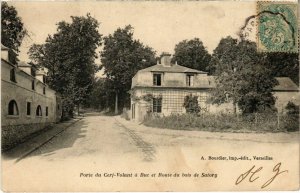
[
  {"left": 139, "top": 64, "right": 207, "bottom": 74},
  {"left": 18, "top": 61, "right": 31, "bottom": 67},
  {"left": 273, "top": 77, "right": 299, "bottom": 91},
  {"left": 1, "top": 44, "right": 9, "bottom": 50}
]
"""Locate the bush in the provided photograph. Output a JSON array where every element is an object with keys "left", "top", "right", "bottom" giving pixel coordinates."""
[
  {"left": 284, "top": 102, "right": 299, "bottom": 132},
  {"left": 183, "top": 94, "right": 200, "bottom": 114},
  {"left": 143, "top": 112, "right": 289, "bottom": 133}
]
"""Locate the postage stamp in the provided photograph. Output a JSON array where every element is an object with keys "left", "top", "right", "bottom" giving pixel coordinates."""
[{"left": 257, "top": 2, "right": 298, "bottom": 53}]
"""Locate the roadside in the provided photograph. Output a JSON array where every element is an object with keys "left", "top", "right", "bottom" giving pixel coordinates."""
[
  {"left": 115, "top": 116, "right": 299, "bottom": 144},
  {"left": 2, "top": 118, "right": 82, "bottom": 164}
]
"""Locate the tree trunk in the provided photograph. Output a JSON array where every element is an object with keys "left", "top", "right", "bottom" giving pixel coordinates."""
[
  {"left": 115, "top": 91, "right": 119, "bottom": 115},
  {"left": 77, "top": 104, "right": 80, "bottom": 116},
  {"left": 233, "top": 102, "right": 237, "bottom": 115}
]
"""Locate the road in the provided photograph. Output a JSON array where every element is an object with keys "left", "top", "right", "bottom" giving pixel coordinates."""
[{"left": 2, "top": 115, "right": 299, "bottom": 191}]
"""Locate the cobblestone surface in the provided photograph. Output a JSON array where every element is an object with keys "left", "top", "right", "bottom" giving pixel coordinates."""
[{"left": 115, "top": 119, "right": 156, "bottom": 161}]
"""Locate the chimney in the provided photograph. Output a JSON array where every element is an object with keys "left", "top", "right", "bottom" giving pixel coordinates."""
[
  {"left": 1, "top": 44, "right": 17, "bottom": 65},
  {"left": 160, "top": 52, "right": 172, "bottom": 66},
  {"left": 18, "top": 61, "right": 32, "bottom": 75},
  {"left": 36, "top": 67, "right": 48, "bottom": 84}
]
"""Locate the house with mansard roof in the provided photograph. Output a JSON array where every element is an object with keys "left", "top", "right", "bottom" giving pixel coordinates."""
[{"left": 130, "top": 52, "right": 299, "bottom": 122}]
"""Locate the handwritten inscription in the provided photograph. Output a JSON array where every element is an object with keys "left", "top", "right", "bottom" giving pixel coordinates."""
[{"left": 235, "top": 162, "right": 288, "bottom": 189}]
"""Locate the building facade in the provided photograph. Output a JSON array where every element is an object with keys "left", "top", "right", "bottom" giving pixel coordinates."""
[
  {"left": 1, "top": 45, "right": 62, "bottom": 149},
  {"left": 130, "top": 52, "right": 299, "bottom": 122}
]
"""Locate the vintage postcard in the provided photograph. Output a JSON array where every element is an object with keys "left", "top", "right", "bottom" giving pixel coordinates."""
[{"left": 1, "top": 0, "right": 299, "bottom": 192}]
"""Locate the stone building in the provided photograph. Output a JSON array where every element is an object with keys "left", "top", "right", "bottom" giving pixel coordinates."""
[
  {"left": 1, "top": 44, "right": 62, "bottom": 149},
  {"left": 130, "top": 52, "right": 299, "bottom": 122}
]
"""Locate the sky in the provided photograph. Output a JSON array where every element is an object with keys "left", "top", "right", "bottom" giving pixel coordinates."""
[{"left": 10, "top": 1, "right": 258, "bottom": 77}]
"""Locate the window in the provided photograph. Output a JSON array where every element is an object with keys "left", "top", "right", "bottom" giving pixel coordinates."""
[
  {"left": 27, "top": 102, "right": 31, "bottom": 115},
  {"left": 10, "top": 68, "right": 16, "bottom": 82},
  {"left": 31, "top": 67, "right": 36, "bottom": 77},
  {"left": 46, "top": 107, "right": 48, "bottom": 117},
  {"left": 153, "top": 74, "right": 161, "bottom": 86},
  {"left": 153, "top": 98, "right": 162, "bottom": 113},
  {"left": 43, "top": 87, "right": 46, "bottom": 94},
  {"left": 36, "top": 105, "right": 42, "bottom": 116},
  {"left": 186, "top": 74, "right": 194, "bottom": 86},
  {"left": 57, "top": 104, "right": 60, "bottom": 110},
  {"left": 8, "top": 100, "right": 19, "bottom": 115},
  {"left": 43, "top": 75, "right": 46, "bottom": 84},
  {"left": 32, "top": 80, "right": 35, "bottom": 90}
]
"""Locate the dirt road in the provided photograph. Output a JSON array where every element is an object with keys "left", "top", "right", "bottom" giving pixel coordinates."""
[{"left": 2, "top": 115, "right": 299, "bottom": 191}]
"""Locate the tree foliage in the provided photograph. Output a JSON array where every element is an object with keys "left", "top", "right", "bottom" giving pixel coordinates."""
[
  {"left": 285, "top": 101, "right": 299, "bottom": 115},
  {"left": 100, "top": 25, "right": 156, "bottom": 111},
  {"left": 210, "top": 36, "right": 278, "bottom": 114},
  {"left": 265, "top": 53, "right": 299, "bottom": 85},
  {"left": 1, "top": 2, "right": 28, "bottom": 52},
  {"left": 172, "top": 38, "right": 211, "bottom": 71},
  {"left": 209, "top": 37, "right": 299, "bottom": 84},
  {"left": 284, "top": 101, "right": 299, "bottom": 132},
  {"left": 28, "top": 14, "right": 102, "bottom": 117},
  {"left": 208, "top": 36, "right": 237, "bottom": 75},
  {"left": 84, "top": 78, "right": 109, "bottom": 110}
]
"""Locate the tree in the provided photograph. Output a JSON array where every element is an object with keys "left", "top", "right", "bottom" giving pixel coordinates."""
[
  {"left": 28, "top": 14, "right": 102, "bottom": 117},
  {"left": 208, "top": 36, "right": 238, "bottom": 75},
  {"left": 210, "top": 37, "right": 278, "bottom": 114},
  {"left": 209, "top": 37, "right": 299, "bottom": 84},
  {"left": 1, "top": 2, "right": 28, "bottom": 52},
  {"left": 100, "top": 25, "right": 156, "bottom": 114},
  {"left": 172, "top": 38, "right": 211, "bottom": 71},
  {"left": 265, "top": 53, "right": 299, "bottom": 85},
  {"left": 84, "top": 78, "right": 114, "bottom": 111}
]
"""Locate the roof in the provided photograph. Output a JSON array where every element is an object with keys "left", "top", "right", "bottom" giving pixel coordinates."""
[
  {"left": 1, "top": 44, "right": 9, "bottom": 50},
  {"left": 139, "top": 64, "right": 207, "bottom": 74},
  {"left": 132, "top": 75, "right": 298, "bottom": 91},
  {"left": 18, "top": 61, "right": 31, "bottom": 67},
  {"left": 273, "top": 77, "right": 299, "bottom": 91}
]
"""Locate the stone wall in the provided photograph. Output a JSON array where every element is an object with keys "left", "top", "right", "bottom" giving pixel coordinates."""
[{"left": 1, "top": 123, "right": 53, "bottom": 150}]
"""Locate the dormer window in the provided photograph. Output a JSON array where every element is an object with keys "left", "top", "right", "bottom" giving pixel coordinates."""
[
  {"left": 43, "top": 75, "right": 46, "bottom": 84},
  {"left": 10, "top": 68, "right": 16, "bottom": 83},
  {"left": 31, "top": 67, "right": 36, "bottom": 77},
  {"left": 186, "top": 74, "right": 194, "bottom": 86},
  {"left": 153, "top": 73, "right": 162, "bottom": 86}
]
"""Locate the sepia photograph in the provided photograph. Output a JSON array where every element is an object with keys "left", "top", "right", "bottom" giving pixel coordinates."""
[{"left": 1, "top": 0, "right": 299, "bottom": 191}]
